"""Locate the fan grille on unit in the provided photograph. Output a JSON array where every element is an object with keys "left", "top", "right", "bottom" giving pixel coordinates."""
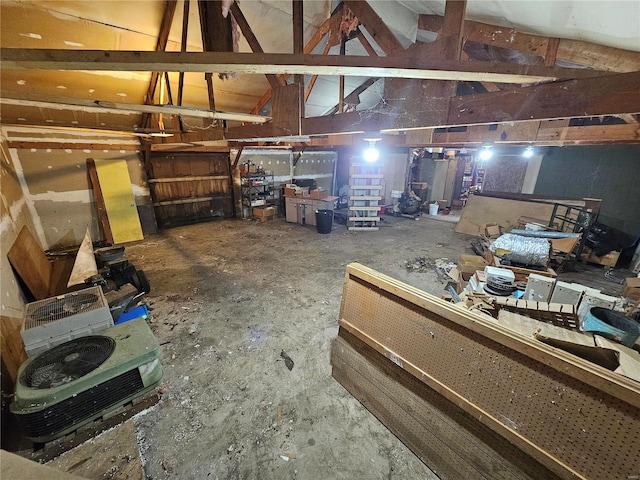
[
  {"left": 21, "top": 336, "right": 116, "bottom": 389},
  {"left": 26, "top": 292, "right": 101, "bottom": 327}
]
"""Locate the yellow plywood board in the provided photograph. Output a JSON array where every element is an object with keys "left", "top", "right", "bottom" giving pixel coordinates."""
[{"left": 94, "top": 159, "right": 143, "bottom": 244}]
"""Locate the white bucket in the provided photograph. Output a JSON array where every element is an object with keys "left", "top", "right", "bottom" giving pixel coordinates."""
[{"left": 428, "top": 203, "right": 439, "bottom": 216}]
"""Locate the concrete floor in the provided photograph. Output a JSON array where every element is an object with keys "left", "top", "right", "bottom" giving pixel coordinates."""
[
  {"left": 120, "top": 214, "right": 476, "bottom": 479},
  {"left": 40, "top": 212, "right": 625, "bottom": 479}
]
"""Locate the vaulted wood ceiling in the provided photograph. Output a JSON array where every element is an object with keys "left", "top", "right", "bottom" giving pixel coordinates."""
[{"left": 1, "top": 0, "right": 639, "bottom": 150}]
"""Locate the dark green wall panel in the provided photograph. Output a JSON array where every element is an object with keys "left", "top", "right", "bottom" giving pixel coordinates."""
[{"left": 534, "top": 145, "right": 640, "bottom": 237}]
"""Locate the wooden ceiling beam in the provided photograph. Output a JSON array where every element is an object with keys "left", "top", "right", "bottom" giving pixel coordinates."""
[
  {"left": 419, "top": 14, "right": 640, "bottom": 72},
  {"left": 297, "top": 71, "right": 640, "bottom": 135},
  {"left": 2, "top": 49, "right": 609, "bottom": 84},
  {"left": 449, "top": 71, "right": 640, "bottom": 126},
  {"left": 6, "top": 141, "right": 141, "bottom": 150},
  {"left": 0, "top": 92, "right": 271, "bottom": 123},
  {"left": 145, "top": 0, "right": 178, "bottom": 104}
]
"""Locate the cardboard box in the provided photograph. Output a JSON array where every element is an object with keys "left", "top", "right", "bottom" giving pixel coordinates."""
[
  {"left": 253, "top": 206, "right": 276, "bottom": 222},
  {"left": 310, "top": 188, "right": 328, "bottom": 199},
  {"left": 457, "top": 255, "right": 488, "bottom": 281},
  {"left": 284, "top": 187, "right": 296, "bottom": 196},
  {"left": 581, "top": 246, "right": 620, "bottom": 267},
  {"left": 623, "top": 277, "right": 640, "bottom": 300},
  {"left": 484, "top": 224, "right": 501, "bottom": 239}
]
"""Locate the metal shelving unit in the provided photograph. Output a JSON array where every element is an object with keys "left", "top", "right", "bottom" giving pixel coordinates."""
[{"left": 241, "top": 167, "right": 275, "bottom": 218}]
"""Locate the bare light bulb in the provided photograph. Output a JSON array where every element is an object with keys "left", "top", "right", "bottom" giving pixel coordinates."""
[
  {"left": 522, "top": 146, "right": 534, "bottom": 158},
  {"left": 479, "top": 146, "right": 492, "bottom": 161},
  {"left": 364, "top": 146, "right": 379, "bottom": 162}
]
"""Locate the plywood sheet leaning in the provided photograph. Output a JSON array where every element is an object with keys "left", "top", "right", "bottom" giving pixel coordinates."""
[
  {"left": 336, "top": 263, "right": 640, "bottom": 480},
  {"left": 7, "top": 225, "right": 53, "bottom": 299},
  {"left": 93, "top": 159, "right": 143, "bottom": 244},
  {"left": 455, "top": 194, "right": 555, "bottom": 235}
]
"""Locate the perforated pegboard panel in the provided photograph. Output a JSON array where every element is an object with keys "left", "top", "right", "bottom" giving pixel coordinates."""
[
  {"left": 332, "top": 331, "right": 561, "bottom": 480},
  {"left": 339, "top": 264, "right": 640, "bottom": 480}
]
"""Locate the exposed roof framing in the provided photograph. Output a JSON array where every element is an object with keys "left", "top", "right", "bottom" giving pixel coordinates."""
[{"left": 1, "top": 0, "right": 639, "bottom": 147}]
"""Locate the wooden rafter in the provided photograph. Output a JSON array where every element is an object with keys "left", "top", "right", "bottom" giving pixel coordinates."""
[
  {"left": 142, "top": 0, "right": 178, "bottom": 128},
  {"left": 177, "top": 0, "right": 191, "bottom": 108},
  {"left": 304, "top": 42, "right": 332, "bottom": 104},
  {"left": 325, "top": 77, "right": 378, "bottom": 116},
  {"left": 230, "top": 2, "right": 282, "bottom": 90},
  {"left": 344, "top": 0, "right": 404, "bottom": 55},
  {"left": 355, "top": 29, "right": 378, "bottom": 57},
  {"left": 231, "top": 146, "right": 244, "bottom": 168},
  {"left": 249, "top": 12, "right": 334, "bottom": 115}
]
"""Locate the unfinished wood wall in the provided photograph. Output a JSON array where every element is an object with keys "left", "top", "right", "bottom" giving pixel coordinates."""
[{"left": 148, "top": 152, "right": 233, "bottom": 228}]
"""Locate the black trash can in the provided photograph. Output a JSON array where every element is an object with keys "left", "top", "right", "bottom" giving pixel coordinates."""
[{"left": 315, "top": 209, "right": 333, "bottom": 234}]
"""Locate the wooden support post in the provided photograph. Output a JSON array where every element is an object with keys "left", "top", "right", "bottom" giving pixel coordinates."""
[
  {"left": 544, "top": 37, "right": 560, "bottom": 67},
  {"left": 338, "top": 37, "right": 346, "bottom": 114}
]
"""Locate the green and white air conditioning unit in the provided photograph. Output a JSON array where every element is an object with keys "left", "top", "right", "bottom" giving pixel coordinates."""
[{"left": 11, "top": 318, "right": 162, "bottom": 443}]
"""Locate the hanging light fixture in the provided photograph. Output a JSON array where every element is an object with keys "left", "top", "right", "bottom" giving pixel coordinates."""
[
  {"left": 363, "top": 132, "right": 382, "bottom": 163},
  {"left": 522, "top": 146, "right": 534, "bottom": 158},
  {"left": 479, "top": 145, "right": 492, "bottom": 161}
]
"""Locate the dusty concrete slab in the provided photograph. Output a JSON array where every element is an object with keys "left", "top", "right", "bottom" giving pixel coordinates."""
[
  {"left": 125, "top": 215, "right": 474, "bottom": 479},
  {"left": 46, "top": 420, "right": 143, "bottom": 479}
]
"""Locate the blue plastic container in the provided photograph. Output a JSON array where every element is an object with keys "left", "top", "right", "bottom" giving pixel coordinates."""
[
  {"left": 116, "top": 304, "right": 149, "bottom": 325},
  {"left": 583, "top": 307, "right": 640, "bottom": 347}
]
